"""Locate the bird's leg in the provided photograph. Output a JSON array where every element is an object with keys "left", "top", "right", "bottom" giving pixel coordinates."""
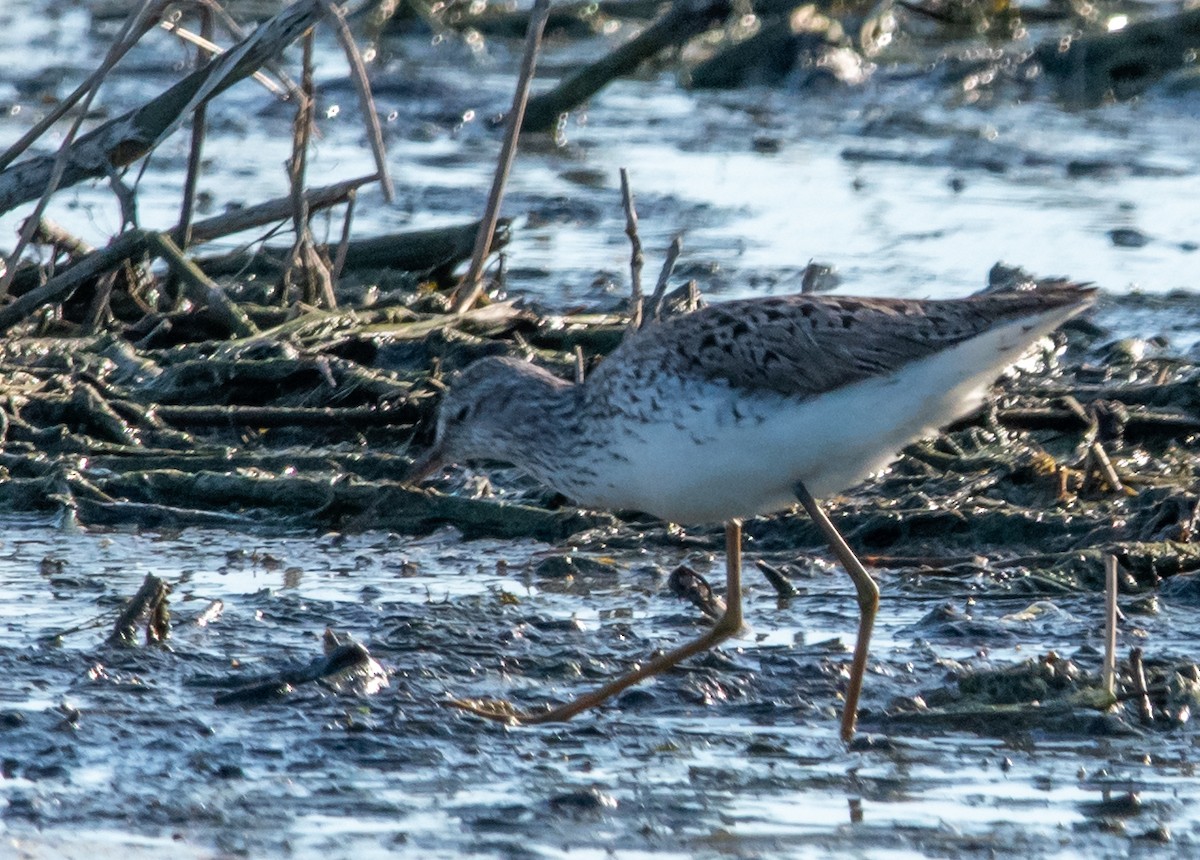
[
  {"left": 447, "top": 520, "right": 746, "bottom": 725},
  {"left": 793, "top": 481, "right": 879, "bottom": 743}
]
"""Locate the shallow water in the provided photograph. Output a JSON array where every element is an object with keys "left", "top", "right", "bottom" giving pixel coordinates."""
[
  {"left": 3, "top": 520, "right": 1200, "bottom": 858},
  {"left": 0, "top": 2, "right": 1197, "bottom": 308},
  {"left": 2, "top": 1, "right": 1200, "bottom": 857}
]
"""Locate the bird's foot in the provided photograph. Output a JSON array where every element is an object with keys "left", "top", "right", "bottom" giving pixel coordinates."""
[{"left": 443, "top": 696, "right": 545, "bottom": 724}]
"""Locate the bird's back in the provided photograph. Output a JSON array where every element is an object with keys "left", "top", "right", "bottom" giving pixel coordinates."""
[
  {"left": 592, "top": 288, "right": 1094, "bottom": 401},
  {"left": 568, "top": 287, "right": 1093, "bottom": 522}
]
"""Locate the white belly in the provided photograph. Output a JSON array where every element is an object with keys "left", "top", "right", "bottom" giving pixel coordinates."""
[{"left": 567, "top": 314, "right": 1058, "bottom": 523}]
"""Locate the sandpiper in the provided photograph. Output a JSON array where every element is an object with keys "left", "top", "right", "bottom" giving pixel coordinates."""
[{"left": 407, "top": 284, "right": 1095, "bottom": 740}]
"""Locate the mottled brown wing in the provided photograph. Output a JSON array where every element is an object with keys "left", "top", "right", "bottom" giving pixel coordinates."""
[{"left": 612, "top": 289, "right": 1090, "bottom": 399}]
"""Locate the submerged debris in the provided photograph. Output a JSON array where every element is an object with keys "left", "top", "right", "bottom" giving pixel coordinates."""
[
  {"left": 107, "top": 572, "right": 170, "bottom": 647},
  {"left": 887, "top": 649, "right": 1200, "bottom": 736},
  {"left": 212, "top": 628, "right": 388, "bottom": 705}
]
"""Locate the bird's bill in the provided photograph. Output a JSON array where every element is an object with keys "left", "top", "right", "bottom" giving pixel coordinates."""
[{"left": 402, "top": 446, "right": 445, "bottom": 486}]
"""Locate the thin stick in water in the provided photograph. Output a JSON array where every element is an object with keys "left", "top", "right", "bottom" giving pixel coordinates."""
[
  {"left": 177, "top": 174, "right": 376, "bottom": 246},
  {"left": 149, "top": 231, "right": 258, "bottom": 337},
  {"left": 573, "top": 345, "right": 586, "bottom": 384},
  {"left": 1129, "top": 646, "right": 1153, "bottom": 724},
  {"left": 1103, "top": 554, "right": 1118, "bottom": 699},
  {"left": 159, "top": 14, "right": 283, "bottom": 96},
  {"left": 1090, "top": 441, "right": 1125, "bottom": 494},
  {"left": 286, "top": 26, "right": 316, "bottom": 299},
  {"left": 83, "top": 269, "right": 120, "bottom": 334},
  {"left": 203, "top": 0, "right": 302, "bottom": 100},
  {"left": 284, "top": 27, "right": 336, "bottom": 309}
]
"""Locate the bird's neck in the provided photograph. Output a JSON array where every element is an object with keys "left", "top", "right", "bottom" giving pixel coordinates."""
[{"left": 497, "top": 377, "right": 590, "bottom": 488}]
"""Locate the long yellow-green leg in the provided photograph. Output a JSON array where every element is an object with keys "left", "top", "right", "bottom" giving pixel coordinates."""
[
  {"left": 794, "top": 481, "right": 879, "bottom": 743},
  {"left": 448, "top": 520, "right": 746, "bottom": 724}
]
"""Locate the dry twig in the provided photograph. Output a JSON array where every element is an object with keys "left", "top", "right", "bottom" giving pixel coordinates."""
[
  {"left": 177, "top": 174, "right": 377, "bottom": 246},
  {"left": 0, "top": 230, "right": 151, "bottom": 335},
  {"left": 648, "top": 235, "right": 683, "bottom": 323},
  {"left": 573, "top": 345, "right": 586, "bottom": 384},
  {"left": 1129, "top": 647, "right": 1153, "bottom": 724},
  {"left": 148, "top": 232, "right": 259, "bottom": 337},
  {"left": 620, "top": 168, "right": 644, "bottom": 333},
  {"left": 331, "top": 188, "right": 358, "bottom": 289},
  {"left": 170, "top": 4, "right": 216, "bottom": 306},
  {"left": 159, "top": 10, "right": 284, "bottom": 97}
]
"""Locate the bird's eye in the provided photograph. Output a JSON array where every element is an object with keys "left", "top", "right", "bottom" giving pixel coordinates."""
[{"left": 452, "top": 405, "right": 470, "bottom": 423}]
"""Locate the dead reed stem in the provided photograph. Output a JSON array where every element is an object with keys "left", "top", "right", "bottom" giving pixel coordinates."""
[
  {"left": 0, "top": 230, "right": 151, "bottom": 335},
  {"left": 0, "top": 0, "right": 326, "bottom": 218},
  {"left": 1089, "top": 440, "right": 1125, "bottom": 494},
  {"left": 573, "top": 344, "right": 586, "bottom": 384},
  {"left": 148, "top": 232, "right": 258, "bottom": 337},
  {"left": 331, "top": 188, "right": 358, "bottom": 289},
  {"left": 287, "top": 25, "right": 316, "bottom": 298},
  {"left": 451, "top": 0, "right": 552, "bottom": 314},
  {"left": 159, "top": 9, "right": 283, "bottom": 97},
  {"left": 83, "top": 269, "right": 120, "bottom": 335},
  {"left": 285, "top": 28, "right": 336, "bottom": 309},
  {"left": 204, "top": 0, "right": 302, "bottom": 99},
  {"left": 177, "top": 174, "right": 377, "bottom": 246},
  {"left": 170, "top": 4, "right": 215, "bottom": 306},
  {"left": 323, "top": 0, "right": 395, "bottom": 202}
]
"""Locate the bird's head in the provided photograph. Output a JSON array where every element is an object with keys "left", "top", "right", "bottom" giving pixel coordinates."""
[{"left": 403, "top": 355, "right": 572, "bottom": 485}]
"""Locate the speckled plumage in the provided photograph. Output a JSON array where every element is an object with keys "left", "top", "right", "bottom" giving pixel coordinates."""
[{"left": 417, "top": 287, "right": 1094, "bottom": 523}]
